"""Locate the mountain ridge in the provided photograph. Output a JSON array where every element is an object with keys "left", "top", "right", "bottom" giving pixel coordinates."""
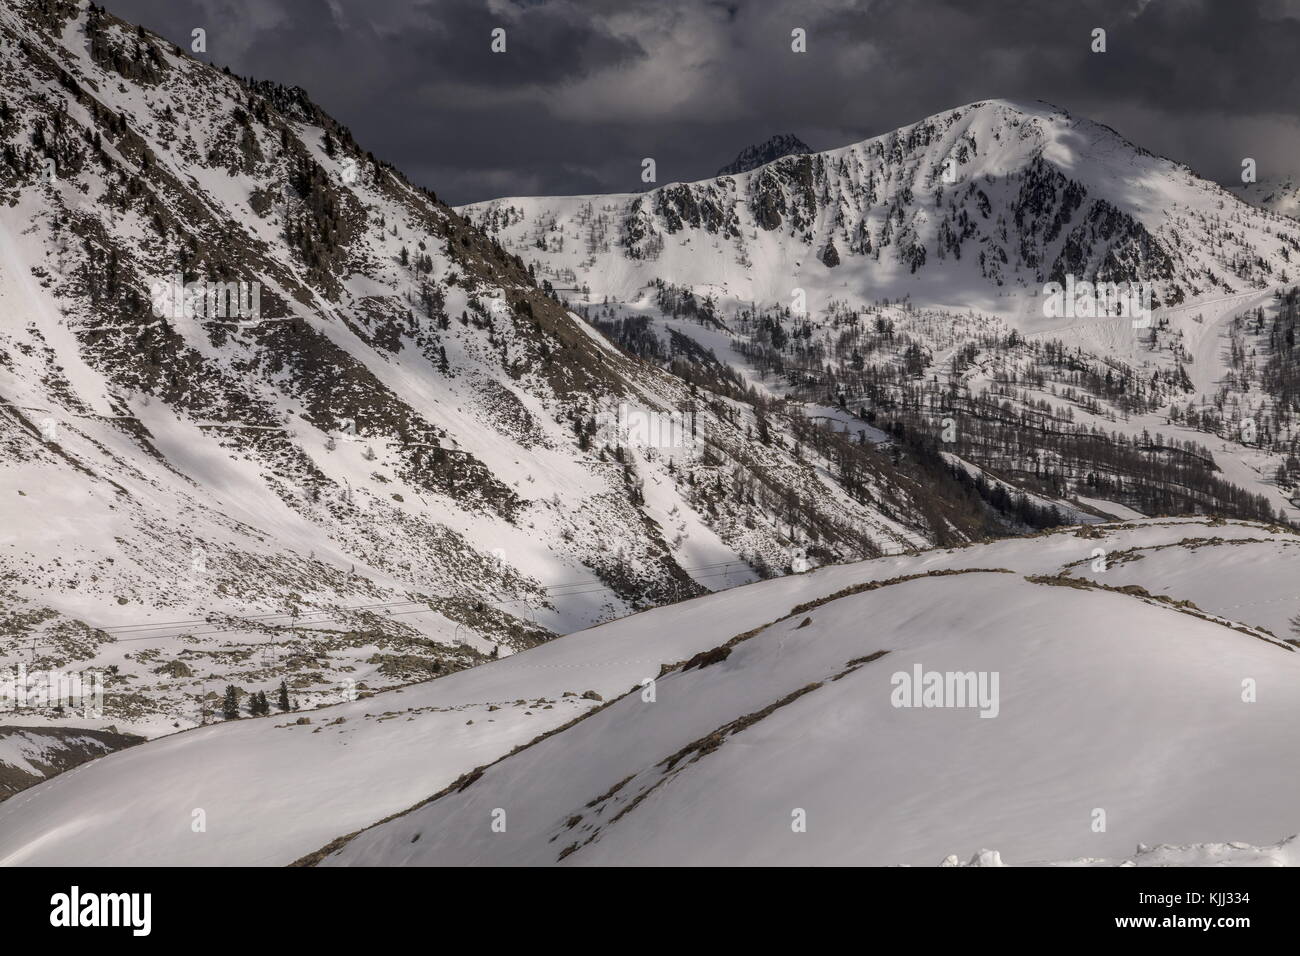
[
  {"left": 464, "top": 97, "right": 1300, "bottom": 319},
  {"left": 461, "top": 98, "right": 1300, "bottom": 532},
  {"left": 0, "top": 0, "right": 1029, "bottom": 735}
]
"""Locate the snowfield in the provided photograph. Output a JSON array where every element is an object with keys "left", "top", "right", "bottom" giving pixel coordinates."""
[
  {"left": 2, "top": 518, "right": 1297, "bottom": 867},
  {"left": 318, "top": 552, "right": 1300, "bottom": 866}
]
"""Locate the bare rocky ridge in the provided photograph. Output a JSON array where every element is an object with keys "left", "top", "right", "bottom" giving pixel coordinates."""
[
  {"left": 716, "top": 133, "right": 811, "bottom": 177},
  {"left": 0, "top": 724, "right": 142, "bottom": 799}
]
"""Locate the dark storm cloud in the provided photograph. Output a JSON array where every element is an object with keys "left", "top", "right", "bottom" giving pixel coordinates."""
[{"left": 104, "top": 0, "right": 1300, "bottom": 204}]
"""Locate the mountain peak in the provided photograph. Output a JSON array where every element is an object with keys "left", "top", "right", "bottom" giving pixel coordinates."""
[{"left": 716, "top": 133, "right": 811, "bottom": 176}]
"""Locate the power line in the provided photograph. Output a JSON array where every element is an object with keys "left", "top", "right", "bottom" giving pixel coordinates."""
[
  {"left": 117, "top": 559, "right": 754, "bottom": 624},
  {"left": 98, "top": 559, "right": 757, "bottom": 637},
  {"left": 18, "top": 558, "right": 771, "bottom": 651},
  {"left": 101, "top": 596, "right": 429, "bottom": 634}
]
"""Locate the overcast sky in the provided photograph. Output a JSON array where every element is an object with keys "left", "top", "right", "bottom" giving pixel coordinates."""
[{"left": 104, "top": 0, "right": 1300, "bottom": 206}]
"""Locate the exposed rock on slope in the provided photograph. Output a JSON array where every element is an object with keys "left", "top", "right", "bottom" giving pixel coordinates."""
[
  {"left": 0, "top": 1, "right": 998, "bottom": 733},
  {"left": 716, "top": 133, "right": 811, "bottom": 177}
]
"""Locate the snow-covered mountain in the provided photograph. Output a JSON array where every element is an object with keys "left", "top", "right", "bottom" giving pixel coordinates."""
[
  {"left": 716, "top": 133, "right": 811, "bottom": 177},
  {"left": 1233, "top": 176, "right": 1300, "bottom": 220},
  {"left": 3, "top": 0, "right": 1297, "bottom": 876},
  {"left": 3, "top": 517, "right": 1296, "bottom": 866},
  {"left": 464, "top": 101, "right": 1300, "bottom": 530},
  {"left": 308, "top": 519, "right": 1300, "bottom": 867},
  {"left": 464, "top": 99, "right": 1300, "bottom": 324},
  {"left": 1, "top": 1, "right": 1019, "bottom": 735}
]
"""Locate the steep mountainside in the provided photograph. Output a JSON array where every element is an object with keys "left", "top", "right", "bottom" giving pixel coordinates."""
[
  {"left": 464, "top": 102, "right": 1300, "bottom": 528},
  {"left": 0, "top": 1, "right": 1018, "bottom": 735}
]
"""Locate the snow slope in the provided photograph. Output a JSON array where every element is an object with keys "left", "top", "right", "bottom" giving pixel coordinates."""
[
  {"left": 319, "top": 523, "right": 1300, "bottom": 866},
  {"left": 0, "top": 517, "right": 1294, "bottom": 866},
  {"left": 946, "top": 837, "right": 1300, "bottom": 867}
]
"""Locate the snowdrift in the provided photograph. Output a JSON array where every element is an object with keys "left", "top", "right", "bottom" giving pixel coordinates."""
[{"left": 1, "top": 518, "right": 1295, "bottom": 867}]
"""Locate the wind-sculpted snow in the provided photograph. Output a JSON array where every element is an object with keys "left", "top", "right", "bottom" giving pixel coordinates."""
[
  {"left": 313, "top": 519, "right": 1300, "bottom": 867},
  {"left": 1, "top": 518, "right": 1294, "bottom": 866}
]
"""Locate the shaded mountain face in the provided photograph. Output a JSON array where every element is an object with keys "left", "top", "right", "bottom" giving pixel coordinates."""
[
  {"left": 1233, "top": 176, "right": 1300, "bottom": 220},
  {"left": 0, "top": 724, "right": 142, "bottom": 800},
  {"left": 716, "top": 133, "right": 811, "bottom": 177},
  {"left": 0, "top": 1, "right": 1015, "bottom": 733}
]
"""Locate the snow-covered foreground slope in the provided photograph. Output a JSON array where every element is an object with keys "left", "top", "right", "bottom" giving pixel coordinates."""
[
  {"left": 1, "top": 517, "right": 1294, "bottom": 866},
  {"left": 946, "top": 837, "right": 1300, "bottom": 867},
  {"left": 316, "top": 537, "right": 1300, "bottom": 866}
]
